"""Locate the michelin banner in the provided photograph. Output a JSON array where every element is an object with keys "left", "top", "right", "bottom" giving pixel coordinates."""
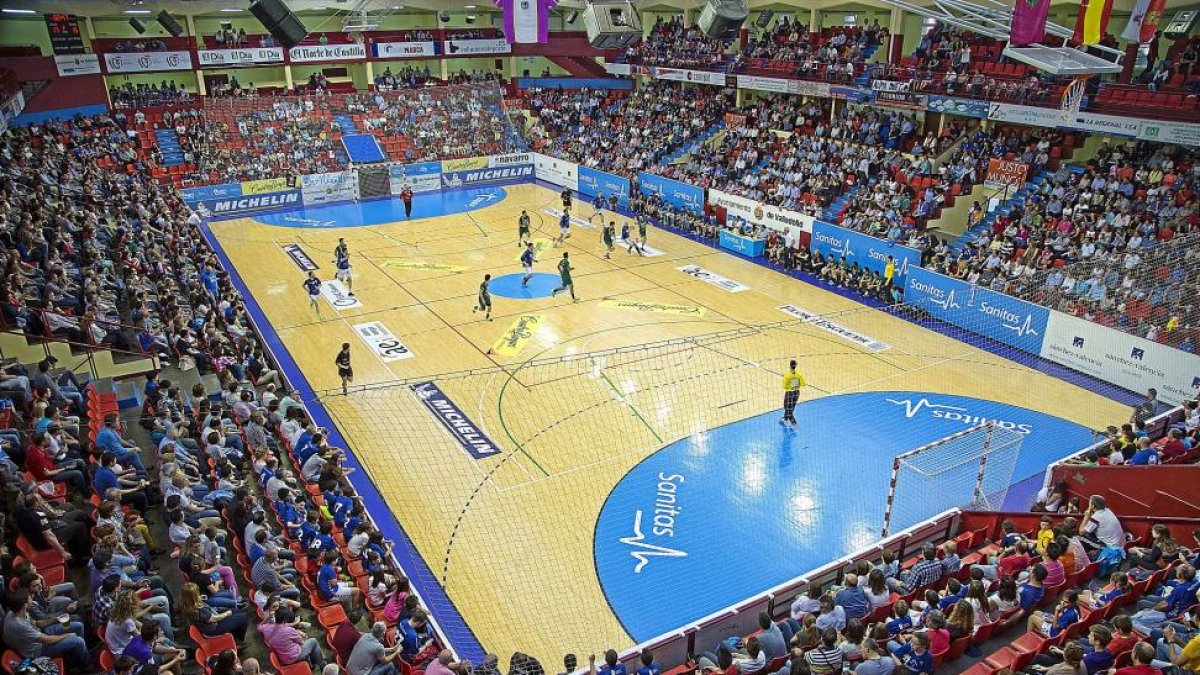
[
  {"left": 708, "top": 188, "right": 814, "bottom": 242},
  {"left": 904, "top": 267, "right": 1050, "bottom": 354},
  {"left": 193, "top": 189, "right": 302, "bottom": 217},
  {"left": 638, "top": 172, "right": 705, "bottom": 212},
  {"left": 1040, "top": 312, "right": 1200, "bottom": 405},
  {"left": 301, "top": 171, "right": 359, "bottom": 206},
  {"left": 809, "top": 221, "right": 922, "bottom": 284},
  {"left": 389, "top": 162, "right": 442, "bottom": 194},
  {"left": 441, "top": 157, "right": 533, "bottom": 188},
  {"left": 533, "top": 153, "right": 579, "bottom": 191},
  {"left": 578, "top": 166, "right": 630, "bottom": 208}
]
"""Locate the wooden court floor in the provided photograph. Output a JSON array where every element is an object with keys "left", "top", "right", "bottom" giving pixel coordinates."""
[{"left": 209, "top": 183, "right": 1127, "bottom": 665}]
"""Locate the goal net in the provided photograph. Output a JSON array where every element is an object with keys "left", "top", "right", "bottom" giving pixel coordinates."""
[{"left": 881, "top": 422, "right": 1025, "bottom": 537}]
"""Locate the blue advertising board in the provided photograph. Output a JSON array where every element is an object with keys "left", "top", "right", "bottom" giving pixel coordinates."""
[
  {"left": 389, "top": 161, "right": 443, "bottom": 193},
  {"left": 637, "top": 172, "right": 705, "bottom": 212},
  {"left": 516, "top": 77, "right": 633, "bottom": 90},
  {"left": 809, "top": 221, "right": 922, "bottom": 283},
  {"left": 830, "top": 86, "right": 874, "bottom": 103},
  {"left": 578, "top": 166, "right": 630, "bottom": 208},
  {"left": 441, "top": 164, "right": 533, "bottom": 188},
  {"left": 927, "top": 95, "right": 991, "bottom": 119},
  {"left": 181, "top": 182, "right": 243, "bottom": 205},
  {"left": 194, "top": 189, "right": 302, "bottom": 217},
  {"left": 718, "top": 230, "right": 766, "bottom": 257},
  {"left": 904, "top": 266, "right": 1050, "bottom": 354}
]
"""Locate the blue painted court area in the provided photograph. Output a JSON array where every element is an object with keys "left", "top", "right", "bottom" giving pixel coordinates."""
[
  {"left": 489, "top": 272, "right": 560, "bottom": 299},
  {"left": 253, "top": 188, "right": 507, "bottom": 228},
  {"left": 594, "top": 391, "right": 1093, "bottom": 642}
]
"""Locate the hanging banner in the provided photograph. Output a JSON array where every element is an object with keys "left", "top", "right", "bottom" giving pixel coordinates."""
[
  {"left": 788, "top": 80, "right": 831, "bottom": 97},
  {"left": 986, "top": 102, "right": 1063, "bottom": 127},
  {"left": 984, "top": 159, "right": 1030, "bottom": 191},
  {"left": 809, "top": 221, "right": 922, "bottom": 284},
  {"left": 875, "top": 90, "right": 927, "bottom": 109},
  {"left": 198, "top": 47, "right": 285, "bottom": 66},
  {"left": 871, "top": 80, "right": 911, "bottom": 92},
  {"left": 301, "top": 171, "right": 359, "bottom": 206},
  {"left": 372, "top": 41, "right": 438, "bottom": 59},
  {"left": 444, "top": 39, "right": 512, "bottom": 55},
  {"left": 637, "top": 172, "right": 705, "bottom": 212},
  {"left": 604, "top": 63, "right": 632, "bottom": 76},
  {"left": 927, "top": 95, "right": 991, "bottom": 118},
  {"left": 54, "top": 54, "right": 101, "bottom": 76},
  {"left": 389, "top": 161, "right": 443, "bottom": 194},
  {"left": 578, "top": 166, "right": 630, "bottom": 208},
  {"left": 829, "top": 86, "right": 874, "bottom": 103},
  {"left": 708, "top": 188, "right": 814, "bottom": 238},
  {"left": 649, "top": 67, "right": 727, "bottom": 87},
  {"left": 533, "top": 153, "right": 578, "bottom": 191},
  {"left": 288, "top": 44, "right": 366, "bottom": 63},
  {"left": 103, "top": 51, "right": 193, "bottom": 73},
  {"left": 1138, "top": 119, "right": 1200, "bottom": 147},
  {"left": 735, "top": 74, "right": 790, "bottom": 94}
]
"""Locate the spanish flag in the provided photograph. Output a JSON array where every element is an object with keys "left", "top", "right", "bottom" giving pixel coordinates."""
[{"left": 1073, "top": 0, "right": 1114, "bottom": 45}]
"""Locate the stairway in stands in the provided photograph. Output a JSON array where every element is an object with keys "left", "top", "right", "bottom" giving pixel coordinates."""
[
  {"left": 153, "top": 128, "right": 186, "bottom": 166},
  {"left": 949, "top": 164, "right": 1086, "bottom": 251},
  {"left": 853, "top": 43, "right": 883, "bottom": 87},
  {"left": 342, "top": 134, "right": 387, "bottom": 164},
  {"left": 660, "top": 121, "right": 726, "bottom": 166},
  {"left": 333, "top": 113, "right": 358, "bottom": 135},
  {"left": 823, "top": 182, "right": 863, "bottom": 223}
]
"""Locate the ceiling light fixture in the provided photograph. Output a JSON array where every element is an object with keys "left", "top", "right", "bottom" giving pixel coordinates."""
[
  {"left": 1, "top": 7, "right": 36, "bottom": 13},
  {"left": 123, "top": 9, "right": 151, "bottom": 14},
  {"left": 219, "top": 7, "right": 242, "bottom": 11}
]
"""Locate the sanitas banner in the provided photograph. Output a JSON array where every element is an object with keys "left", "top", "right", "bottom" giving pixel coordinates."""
[
  {"left": 104, "top": 50, "right": 193, "bottom": 73},
  {"left": 373, "top": 41, "right": 438, "bottom": 59},
  {"left": 389, "top": 161, "right": 442, "bottom": 194},
  {"left": 904, "top": 266, "right": 1049, "bottom": 354},
  {"left": 198, "top": 47, "right": 285, "bottom": 66},
  {"left": 638, "top": 172, "right": 705, "bottom": 212},
  {"left": 1040, "top": 312, "right": 1200, "bottom": 405},
  {"left": 533, "top": 153, "right": 578, "bottom": 191},
  {"left": 301, "top": 171, "right": 358, "bottom": 206},
  {"left": 809, "top": 221, "right": 922, "bottom": 284},
  {"left": 578, "top": 166, "right": 630, "bottom": 208}
]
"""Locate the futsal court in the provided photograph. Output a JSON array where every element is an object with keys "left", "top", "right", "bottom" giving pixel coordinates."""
[{"left": 205, "top": 181, "right": 1128, "bottom": 665}]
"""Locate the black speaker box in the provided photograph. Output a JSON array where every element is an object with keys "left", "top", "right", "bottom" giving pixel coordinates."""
[
  {"left": 129, "top": 18, "right": 146, "bottom": 35},
  {"left": 157, "top": 11, "right": 184, "bottom": 38},
  {"left": 250, "top": 0, "right": 308, "bottom": 49}
]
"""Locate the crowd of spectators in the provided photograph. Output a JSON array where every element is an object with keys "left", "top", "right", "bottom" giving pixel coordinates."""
[
  {"left": 111, "top": 39, "right": 171, "bottom": 53},
  {"left": 212, "top": 26, "right": 250, "bottom": 48},
  {"left": 620, "top": 15, "right": 732, "bottom": 70},
  {"left": 109, "top": 82, "right": 192, "bottom": 110},
  {"left": 525, "top": 82, "right": 730, "bottom": 177},
  {"left": 373, "top": 66, "right": 437, "bottom": 92},
  {"left": 733, "top": 20, "right": 887, "bottom": 84},
  {"left": 199, "top": 96, "right": 348, "bottom": 182}
]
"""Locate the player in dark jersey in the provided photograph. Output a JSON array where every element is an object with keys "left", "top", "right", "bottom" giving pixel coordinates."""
[
  {"left": 561, "top": 188, "right": 572, "bottom": 210},
  {"left": 303, "top": 271, "right": 322, "bottom": 316},
  {"left": 336, "top": 343, "right": 352, "bottom": 395},
  {"left": 517, "top": 209, "right": 532, "bottom": 247},
  {"left": 521, "top": 243, "right": 536, "bottom": 287},
  {"left": 333, "top": 238, "right": 353, "bottom": 296},
  {"left": 602, "top": 221, "right": 615, "bottom": 259},
  {"left": 551, "top": 251, "right": 576, "bottom": 302},
  {"left": 473, "top": 273, "right": 493, "bottom": 320}
]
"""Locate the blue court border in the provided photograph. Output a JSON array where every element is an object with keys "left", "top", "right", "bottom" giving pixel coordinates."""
[{"left": 197, "top": 217, "right": 488, "bottom": 662}]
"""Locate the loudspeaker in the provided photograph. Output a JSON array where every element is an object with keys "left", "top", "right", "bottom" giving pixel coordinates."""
[
  {"left": 698, "top": 0, "right": 748, "bottom": 39},
  {"left": 129, "top": 18, "right": 146, "bottom": 35},
  {"left": 157, "top": 11, "right": 184, "bottom": 37},
  {"left": 581, "top": 1, "right": 641, "bottom": 49},
  {"left": 250, "top": 0, "right": 308, "bottom": 49},
  {"left": 755, "top": 9, "right": 774, "bottom": 29}
]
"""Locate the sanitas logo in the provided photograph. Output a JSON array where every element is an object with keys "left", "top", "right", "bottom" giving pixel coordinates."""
[
  {"left": 978, "top": 302, "right": 1039, "bottom": 337},
  {"left": 619, "top": 473, "right": 687, "bottom": 573},
  {"left": 814, "top": 232, "right": 852, "bottom": 258},
  {"left": 886, "top": 397, "right": 1032, "bottom": 433},
  {"left": 909, "top": 278, "right": 961, "bottom": 310}
]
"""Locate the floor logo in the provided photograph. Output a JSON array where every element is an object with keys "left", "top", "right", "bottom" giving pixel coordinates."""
[
  {"left": 620, "top": 510, "right": 687, "bottom": 573},
  {"left": 885, "top": 396, "right": 1032, "bottom": 433}
]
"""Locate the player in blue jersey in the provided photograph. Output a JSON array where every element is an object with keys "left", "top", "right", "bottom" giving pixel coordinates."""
[
  {"left": 521, "top": 242, "right": 536, "bottom": 287},
  {"left": 554, "top": 208, "right": 572, "bottom": 247},
  {"left": 590, "top": 192, "right": 606, "bottom": 226},
  {"left": 621, "top": 221, "right": 643, "bottom": 256},
  {"left": 333, "top": 237, "right": 353, "bottom": 296},
  {"left": 303, "top": 271, "right": 322, "bottom": 316}
]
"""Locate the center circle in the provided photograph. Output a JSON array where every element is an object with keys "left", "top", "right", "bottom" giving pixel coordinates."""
[{"left": 488, "top": 273, "right": 561, "bottom": 299}]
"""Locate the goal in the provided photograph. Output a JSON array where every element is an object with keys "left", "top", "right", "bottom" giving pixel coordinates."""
[{"left": 881, "top": 422, "right": 1025, "bottom": 537}]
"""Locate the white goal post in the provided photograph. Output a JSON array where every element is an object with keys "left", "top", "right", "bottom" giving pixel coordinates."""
[{"left": 881, "top": 422, "right": 1025, "bottom": 537}]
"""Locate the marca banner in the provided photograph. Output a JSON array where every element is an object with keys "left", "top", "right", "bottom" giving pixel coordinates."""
[
  {"left": 197, "top": 47, "right": 285, "bottom": 66},
  {"left": 708, "top": 188, "right": 813, "bottom": 242},
  {"left": 444, "top": 38, "right": 511, "bottom": 55},
  {"left": 809, "top": 221, "right": 922, "bottom": 284},
  {"left": 735, "top": 74, "right": 790, "bottom": 94},
  {"left": 904, "top": 267, "right": 1049, "bottom": 354},
  {"left": 442, "top": 163, "right": 533, "bottom": 188},
  {"left": 648, "top": 67, "right": 727, "bottom": 87},
  {"left": 986, "top": 102, "right": 1063, "bottom": 128},
  {"left": 54, "top": 54, "right": 101, "bottom": 76},
  {"left": 180, "top": 183, "right": 242, "bottom": 205},
  {"left": 984, "top": 159, "right": 1030, "bottom": 191},
  {"left": 372, "top": 41, "right": 438, "bottom": 59},
  {"left": 194, "top": 189, "right": 302, "bottom": 217},
  {"left": 927, "top": 95, "right": 990, "bottom": 118},
  {"left": 104, "top": 51, "right": 193, "bottom": 73},
  {"left": 389, "top": 161, "right": 442, "bottom": 194},
  {"left": 242, "top": 177, "right": 293, "bottom": 196},
  {"left": 1040, "top": 312, "right": 1200, "bottom": 405},
  {"left": 288, "top": 44, "right": 367, "bottom": 63},
  {"left": 354, "top": 321, "right": 414, "bottom": 362},
  {"left": 409, "top": 381, "right": 501, "bottom": 459},
  {"left": 789, "top": 80, "right": 831, "bottom": 98},
  {"left": 533, "top": 153, "right": 579, "bottom": 191},
  {"left": 301, "top": 171, "right": 358, "bottom": 206},
  {"left": 677, "top": 265, "right": 750, "bottom": 293},
  {"left": 777, "top": 304, "right": 889, "bottom": 352},
  {"left": 638, "top": 172, "right": 705, "bottom": 212},
  {"left": 1138, "top": 119, "right": 1200, "bottom": 148},
  {"left": 578, "top": 166, "right": 630, "bottom": 208}
]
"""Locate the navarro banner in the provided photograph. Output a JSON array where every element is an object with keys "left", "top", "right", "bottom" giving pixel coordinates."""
[
  {"left": 288, "top": 44, "right": 367, "bottom": 63},
  {"left": 637, "top": 172, "right": 705, "bottom": 212},
  {"left": 389, "top": 161, "right": 442, "bottom": 194},
  {"left": 533, "top": 153, "right": 578, "bottom": 191},
  {"left": 104, "top": 50, "right": 193, "bottom": 73},
  {"left": 809, "top": 221, "right": 922, "bottom": 284},
  {"left": 444, "top": 38, "right": 511, "bottom": 55},
  {"left": 984, "top": 159, "right": 1030, "bottom": 191},
  {"left": 1040, "top": 311, "right": 1200, "bottom": 405},
  {"left": 904, "top": 266, "right": 1050, "bottom": 354},
  {"left": 198, "top": 47, "right": 285, "bottom": 66},
  {"left": 301, "top": 171, "right": 358, "bottom": 206},
  {"left": 578, "top": 166, "right": 630, "bottom": 208},
  {"left": 372, "top": 41, "right": 438, "bottom": 59}
]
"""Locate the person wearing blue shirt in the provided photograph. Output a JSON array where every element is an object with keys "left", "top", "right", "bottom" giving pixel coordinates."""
[
  {"left": 634, "top": 649, "right": 659, "bottom": 675},
  {"left": 834, "top": 574, "right": 872, "bottom": 620},
  {"left": 316, "top": 550, "right": 362, "bottom": 608},
  {"left": 1028, "top": 590, "right": 1081, "bottom": 638},
  {"left": 595, "top": 650, "right": 627, "bottom": 675},
  {"left": 396, "top": 608, "right": 434, "bottom": 660},
  {"left": 890, "top": 633, "right": 933, "bottom": 675},
  {"left": 1129, "top": 441, "right": 1160, "bottom": 465},
  {"left": 92, "top": 453, "right": 149, "bottom": 513},
  {"left": 1018, "top": 564, "right": 1048, "bottom": 610},
  {"left": 95, "top": 416, "right": 147, "bottom": 476}
]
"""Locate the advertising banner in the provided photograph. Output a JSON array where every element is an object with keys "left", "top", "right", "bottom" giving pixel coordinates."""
[
  {"left": 301, "top": 171, "right": 358, "bottom": 206},
  {"left": 735, "top": 74, "right": 790, "bottom": 94},
  {"left": 637, "top": 172, "right": 705, "bottom": 212},
  {"left": 288, "top": 44, "right": 367, "bottom": 63},
  {"left": 197, "top": 47, "right": 285, "bottom": 66},
  {"left": 677, "top": 265, "right": 750, "bottom": 293},
  {"left": 708, "top": 188, "right": 814, "bottom": 239},
  {"left": 442, "top": 163, "right": 533, "bottom": 188},
  {"left": 650, "top": 67, "right": 727, "bottom": 87},
  {"left": 444, "top": 38, "right": 512, "bottom": 55},
  {"left": 829, "top": 86, "right": 874, "bottom": 103},
  {"left": 410, "top": 382, "right": 502, "bottom": 459},
  {"left": 927, "top": 95, "right": 990, "bottom": 118},
  {"left": 441, "top": 156, "right": 489, "bottom": 173},
  {"left": 373, "top": 41, "right": 438, "bottom": 59},
  {"left": 809, "top": 221, "right": 922, "bottom": 284},
  {"left": 788, "top": 80, "right": 831, "bottom": 97},
  {"left": 389, "top": 162, "right": 442, "bottom": 194},
  {"left": 904, "top": 267, "right": 1050, "bottom": 354},
  {"left": 353, "top": 321, "right": 414, "bottom": 362},
  {"left": 194, "top": 189, "right": 302, "bottom": 217},
  {"left": 241, "top": 177, "right": 293, "bottom": 196},
  {"left": 604, "top": 63, "right": 632, "bottom": 76},
  {"left": 1040, "top": 312, "right": 1200, "bottom": 405},
  {"left": 489, "top": 153, "right": 532, "bottom": 168},
  {"left": 578, "top": 166, "right": 630, "bottom": 208},
  {"left": 533, "top": 153, "right": 579, "bottom": 191},
  {"left": 1138, "top": 119, "right": 1200, "bottom": 147},
  {"left": 180, "top": 183, "right": 242, "bottom": 205},
  {"left": 54, "top": 54, "right": 101, "bottom": 76},
  {"left": 984, "top": 159, "right": 1030, "bottom": 191},
  {"left": 871, "top": 80, "right": 912, "bottom": 92},
  {"left": 875, "top": 90, "right": 927, "bottom": 108},
  {"left": 1063, "top": 112, "right": 1143, "bottom": 137},
  {"left": 985, "top": 102, "right": 1062, "bottom": 128},
  {"left": 103, "top": 50, "right": 193, "bottom": 73}
]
